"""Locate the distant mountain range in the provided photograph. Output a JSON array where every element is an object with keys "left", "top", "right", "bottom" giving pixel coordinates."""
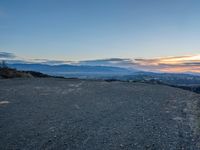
[
  {"left": 8, "top": 63, "right": 138, "bottom": 78},
  {"left": 4, "top": 62, "right": 200, "bottom": 87},
  {"left": 1, "top": 62, "right": 199, "bottom": 94}
]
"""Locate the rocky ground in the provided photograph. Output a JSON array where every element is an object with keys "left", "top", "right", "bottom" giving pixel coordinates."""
[{"left": 0, "top": 78, "right": 200, "bottom": 150}]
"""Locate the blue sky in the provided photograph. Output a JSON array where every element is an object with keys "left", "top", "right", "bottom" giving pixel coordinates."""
[{"left": 1, "top": 0, "right": 200, "bottom": 60}]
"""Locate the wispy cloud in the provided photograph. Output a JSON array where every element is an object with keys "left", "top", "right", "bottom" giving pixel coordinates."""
[
  {"left": 77, "top": 58, "right": 136, "bottom": 67},
  {"left": 31, "top": 59, "right": 73, "bottom": 65},
  {"left": 134, "top": 55, "right": 200, "bottom": 73},
  {"left": 76, "top": 55, "right": 200, "bottom": 73},
  {"left": 0, "top": 52, "right": 73, "bottom": 65},
  {"left": 0, "top": 52, "right": 16, "bottom": 59}
]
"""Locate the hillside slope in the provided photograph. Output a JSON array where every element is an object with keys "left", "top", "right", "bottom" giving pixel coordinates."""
[{"left": 0, "top": 68, "right": 50, "bottom": 78}]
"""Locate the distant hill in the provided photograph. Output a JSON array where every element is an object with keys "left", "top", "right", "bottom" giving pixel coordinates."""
[
  {"left": 119, "top": 72, "right": 200, "bottom": 86},
  {"left": 8, "top": 63, "right": 137, "bottom": 78}
]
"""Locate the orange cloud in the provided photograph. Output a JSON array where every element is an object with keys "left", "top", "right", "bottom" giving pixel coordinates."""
[{"left": 134, "top": 55, "right": 200, "bottom": 73}]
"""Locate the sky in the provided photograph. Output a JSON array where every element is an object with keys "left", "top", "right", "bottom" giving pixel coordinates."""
[{"left": 1, "top": 0, "right": 200, "bottom": 73}]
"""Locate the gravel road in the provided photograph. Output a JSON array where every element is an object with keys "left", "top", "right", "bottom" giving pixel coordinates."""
[{"left": 0, "top": 78, "right": 200, "bottom": 150}]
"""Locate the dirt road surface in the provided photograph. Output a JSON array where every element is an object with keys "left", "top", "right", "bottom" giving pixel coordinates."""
[{"left": 0, "top": 78, "right": 200, "bottom": 150}]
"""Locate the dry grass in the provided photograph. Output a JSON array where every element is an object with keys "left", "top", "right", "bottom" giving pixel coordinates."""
[{"left": 0, "top": 68, "right": 33, "bottom": 78}]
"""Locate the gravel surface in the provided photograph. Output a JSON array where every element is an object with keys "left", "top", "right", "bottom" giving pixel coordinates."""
[{"left": 0, "top": 78, "right": 200, "bottom": 150}]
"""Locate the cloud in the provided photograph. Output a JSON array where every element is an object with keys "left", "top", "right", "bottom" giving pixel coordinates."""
[
  {"left": 31, "top": 59, "right": 73, "bottom": 65},
  {"left": 133, "top": 55, "right": 200, "bottom": 73},
  {"left": 0, "top": 52, "right": 16, "bottom": 59},
  {"left": 78, "top": 58, "right": 137, "bottom": 68},
  {"left": 80, "top": 55, "right": 200, "bottom": 73},
  {"left": 29, "top": 54, "right": 200, "bottom": 73}
]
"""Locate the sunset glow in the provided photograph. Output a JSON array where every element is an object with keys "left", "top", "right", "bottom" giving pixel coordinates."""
[{"left": 132, "top": 54, "right": 200, "bottom": 73}]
